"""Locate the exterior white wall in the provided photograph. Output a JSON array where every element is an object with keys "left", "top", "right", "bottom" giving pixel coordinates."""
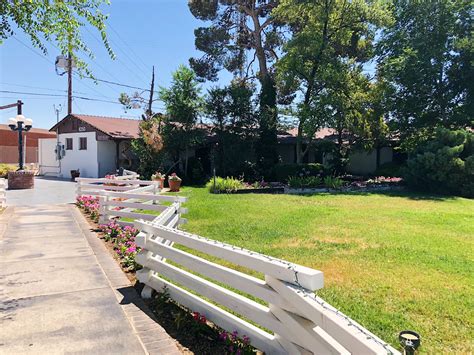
[
  {"left": 347, "top": 150, "right": 377, "bottom": 174},
  {"left": 97, "top": 140, "right": 117, "bottom": 177},
  {"left": 38, "top": 138, "right": 59, "bottom": 176},
  {"left": 57, "top": 132, "right": 98, "bottom": 178},
  {"left": 346, "top": 147, "right": 394, "bottom": 175},
  {"left": 379, "top": 147, "right": 393, "bottom": 166}
]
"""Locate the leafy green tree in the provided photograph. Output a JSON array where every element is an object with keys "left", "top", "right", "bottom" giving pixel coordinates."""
[
  {"left": 206, "top": 80, "right": 256, "bottom": 176},
  {"left": 377, "top": 0, "right": 473, "bottom": 149},
  {"left": 160, "top": 65, "right": 204, "bottom": 177},
  {"left": 0, "top": 0, "right": 114, "bottom": 71},
  {"left": 274, "top": 0, "right": 390, "bottom": 164},
  {"left": 188, "top": 0, "right": 281, "bottom": 170},
  {"left": 404, "top": 128, "right": 474, "bottom": 197}
]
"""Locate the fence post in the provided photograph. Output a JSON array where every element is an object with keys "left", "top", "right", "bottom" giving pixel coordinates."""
[
  {"left": 135, "top": 229, "right": 154, "bottom": 298},
  {"left": 75, "top": 179, "right": 82, "bottom": 198},
  {"left": 0, "top": 178, "right": 6, "bottom": 208},
  {"left": 98, "top": 193, "right": 109, "bottom": 225},
  {"left": 152, "top": 181, "right": 159, "bottom": 204}
]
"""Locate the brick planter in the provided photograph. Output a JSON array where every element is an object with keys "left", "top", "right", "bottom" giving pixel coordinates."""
[{"left": 8, "top": 170, "right": 35, "bottom": 190}]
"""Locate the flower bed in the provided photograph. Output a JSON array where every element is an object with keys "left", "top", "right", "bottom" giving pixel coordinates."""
[
  {"left": 76, "top": 195, "right": 100, "bottom": 222},
  {"left": 99, "top": 221, "right": 141, "bottom": 271},
  {"left": 149, "top": 288, "right": 256, "bottom": 355}
]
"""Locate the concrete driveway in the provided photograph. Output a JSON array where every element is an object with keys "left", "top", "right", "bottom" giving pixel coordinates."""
[
  {"left": 0, "top": 177, "right": 181, "bottom": 354},
  {"left": 5, "top": 176, "right": 76, "bottom": 206}
]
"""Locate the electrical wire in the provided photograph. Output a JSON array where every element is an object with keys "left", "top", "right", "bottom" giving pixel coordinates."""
[{"left": 107, "top": 22, "right": 150, "bottom": 75}]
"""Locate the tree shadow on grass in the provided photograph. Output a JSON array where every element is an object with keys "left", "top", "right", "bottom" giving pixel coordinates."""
[{"left": 297, "top": 188, "right": 460, "bottom": 201}]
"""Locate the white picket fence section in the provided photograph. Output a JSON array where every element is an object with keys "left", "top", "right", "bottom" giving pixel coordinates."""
[
  {"left": 135, "top": 219, "right": 399, "bottom": 355},
  {"left": 75, "top": 178, "right": 399, "bottom": 354},
  {"left": 0, "top": 178, "right": 6, "bottom": 207},
  {"left": 98, "top": 188, "right": 188, "bottom": 228},
  {"left": 76, "top": 177, "right": 162, "bottom": 197}
]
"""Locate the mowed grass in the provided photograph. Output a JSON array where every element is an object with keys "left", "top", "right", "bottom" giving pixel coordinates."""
[{"left": 166, "top": 187, "right": 473, "bottom": 353}]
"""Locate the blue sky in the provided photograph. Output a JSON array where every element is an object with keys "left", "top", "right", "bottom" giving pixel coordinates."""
[{"left": 0, "top": 0, "right": 231, "bottom": 130}]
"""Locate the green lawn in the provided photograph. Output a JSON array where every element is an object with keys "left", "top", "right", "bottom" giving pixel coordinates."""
[{"left": 166, "top": 187, "right": 473, "bottom": 353}]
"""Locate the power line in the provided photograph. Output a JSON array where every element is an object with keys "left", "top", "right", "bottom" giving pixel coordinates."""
[
  {"left": 0, "top": 82, "right": 88, "bottom": 95},
  {"left": 12, "top": 36, "right": 55, "bottom": 65},
  {"left": 0, "top": 90, "right": 64, "bottom": 97},
  {"left": 0, "top": 90, "right": 121, "bottom": 105},
  {"left": 84, "top": 26, "right": 149, "bottom": 84},
  {"left": 107, "top": 22, "right": 150, "bottom": 75},
  {"left": 79, "top": 75, "right": 152, "bottom": 92}
]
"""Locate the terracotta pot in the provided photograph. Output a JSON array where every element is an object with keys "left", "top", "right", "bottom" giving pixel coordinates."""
[
  {"left": 153, "top": 177, "right": 165, "bottom": 189},
  {"left": 168, "top": 179, "right": 181, "bottom": 192}
]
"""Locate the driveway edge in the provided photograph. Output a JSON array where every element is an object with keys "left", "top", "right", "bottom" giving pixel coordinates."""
[{"left": 71, "top": 205, "right": 182, "bottom": 355}]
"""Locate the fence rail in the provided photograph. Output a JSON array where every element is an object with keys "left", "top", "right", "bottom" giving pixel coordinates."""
[
  {"left": 135, "top": 221, "right": 399, "bottom": 355},
  {"left": 76, "top": 177, "right": 162, "bottom": 197},
  {"left": 75, "top": 177, "right": 399, "bottom": 355},
  {"left": 0, "top": 178, "right": 5, "bottom": 207}
]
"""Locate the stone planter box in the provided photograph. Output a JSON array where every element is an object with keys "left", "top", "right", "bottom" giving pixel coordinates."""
[{"left": 8, "top": 170, "right": 34, "bottom": 190}]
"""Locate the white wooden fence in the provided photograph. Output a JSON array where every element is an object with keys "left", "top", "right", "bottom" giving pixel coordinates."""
[
  {"left": 75, "top": 178, "right": 399, "bottom": 354},
  {"left": 135, "top": 218, "right": 399, "bottom": 354},
  {"left": 0, "top": 178, "right": 6, "bottom": 207},
  {"left": 76, "top": 176, "right": 159, "bottom": 197},
  {"left": 75, "top": 177, "right": 186, "bottom": 227}
]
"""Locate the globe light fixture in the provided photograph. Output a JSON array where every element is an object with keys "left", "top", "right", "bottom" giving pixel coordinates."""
[{"left": 7, "top": 114, "right": 33, "bottom": 170}]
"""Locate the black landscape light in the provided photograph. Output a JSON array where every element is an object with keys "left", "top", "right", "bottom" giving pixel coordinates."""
[{"left": 399, "top": 330, "right": 421, "bottom": 355}]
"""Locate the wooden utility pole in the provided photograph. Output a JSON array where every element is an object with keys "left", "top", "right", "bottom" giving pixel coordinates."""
[
  {"left": 147, "top": 66, "right": 155, "bottom": 119},
  {"left": 0, "top": 100, "right": 23, "bottom": 114},
  {"left": 67, "top": 51, "right": 73, "bottom": 114}
]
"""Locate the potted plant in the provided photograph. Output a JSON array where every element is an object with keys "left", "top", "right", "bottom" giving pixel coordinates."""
[
  {"left": 151, "top": 171, "right": 166, "bottom": 188},
  {"left": 104, "top": 174, "right": 117, "bottom": 186},
  {"left": 168, "top": 173, "right": 182, "bottom": 192},
  {"left": 71, "top": 169, "right": 80, "bottom": 180}
]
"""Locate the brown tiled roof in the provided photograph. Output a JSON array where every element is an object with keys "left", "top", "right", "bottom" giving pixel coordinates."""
[
  {"left": 284, "top": 127, "right": 337, "bottom": 139},
  {"left": 52, "top": 114, "right": 141, "bottom": 139}
]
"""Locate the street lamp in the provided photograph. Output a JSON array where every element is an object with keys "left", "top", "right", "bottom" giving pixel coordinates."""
[{"left": 8, "top": 114, "right": 33, "bottom": 170}]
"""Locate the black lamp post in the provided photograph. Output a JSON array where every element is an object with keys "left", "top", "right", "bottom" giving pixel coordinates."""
[{"left": 8, "top": 115, "right": 33, "bottom": 171}]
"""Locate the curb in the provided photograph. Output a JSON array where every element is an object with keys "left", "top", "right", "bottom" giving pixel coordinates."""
[{"left": 71, "top": 205, "right": 182, "bottom": 355}]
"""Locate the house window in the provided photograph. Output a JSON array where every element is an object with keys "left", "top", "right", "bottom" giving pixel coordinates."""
[
  {"left": 66, "top": 138, "right": 73, "bottom": 150},
  {"left": 79, "top": 137, "right": 87, "bottom": 150}
]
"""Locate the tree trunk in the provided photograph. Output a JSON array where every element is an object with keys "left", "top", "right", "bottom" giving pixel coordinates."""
[
  {"left": 184, "top": 145, "right": 189, "bottom": 177},
  {"left": 249, "top": 7, "right": 278, "bottom": 171}
]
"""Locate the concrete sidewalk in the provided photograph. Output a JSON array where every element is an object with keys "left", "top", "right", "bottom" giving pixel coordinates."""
[
  {"left": 0, "top": 204, "right": 164, "bottom": 354},
  {"left": 5, "top": 177, "right": 76, "bottom": 206}
]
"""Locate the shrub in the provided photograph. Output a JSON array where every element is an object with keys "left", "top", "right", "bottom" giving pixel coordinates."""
[
  {"left": 374, "top": 162, "right": 403, "bottom": 177},
  {"left": 271, "top": 163, "right": 325, "bottom": 183},
  {"left": 403, "top": 128, "right": 474, "bottom": 197},
  {"left": 0, "top": 164, "right": 16, "bottom": 178},
  {"left": 186, "top": 157, "right": 206, "bottom": 185},
  {"left": 206, "top": 177, "right": 244, "bottom": 193},
  {"left": 323, "top": 176, "right": 345, "bottom": 189},
  {"left": 288, "top": 176, "right": 322, "bottom": 189}
]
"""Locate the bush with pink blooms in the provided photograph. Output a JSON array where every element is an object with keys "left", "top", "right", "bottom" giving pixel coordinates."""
[
  {"left": 76, "top": 195, "right": 100, "bottom": 222},
  {"left": 99, "top": 221, "right": 141, "bottom": 271}
]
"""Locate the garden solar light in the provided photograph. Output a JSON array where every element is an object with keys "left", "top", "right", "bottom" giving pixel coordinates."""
[{"left": 399, "top": 330, "right": 420, "bottom": 355}]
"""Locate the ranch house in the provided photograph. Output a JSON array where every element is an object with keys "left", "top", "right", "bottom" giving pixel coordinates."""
[{"left": 40, "top": 114, "right": 139, "bottom": 178}]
